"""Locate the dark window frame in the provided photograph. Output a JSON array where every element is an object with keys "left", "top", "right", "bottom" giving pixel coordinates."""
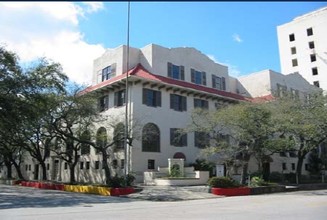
[
  {"left": 143, "top": 88, "right": 162, "bottom": 107},
  {"left": 170, "top": 128, "right": 188, "bottom": 147},
  {"left": 289, "top": 34, "right": 295, "bottom": 42},
  {"left": 191, "top": 68, "right": 206, "bottom": 85},
  {"left": 312, "top": 67, "right": 318, "bottom": 76},
  {"left": 142, "top": 123, "right": 160, "bottom": 152},
  {"left": 307, "top": 27, "right": 313, "bottom": 36},
  {"left": 170, "top": 94, "right": 187, "bottom": 112},
  {"left": 194, "top": 98, "right": 209, "bottom": 110},
  {"left": 114, "top": 89, "right": 125, "bottom": 107},
  {"left": 148, "top": 159, "right": 155, "bottom": 170},
  {"left": 167, "top": 62, "right": 185, "bottom": 80}
]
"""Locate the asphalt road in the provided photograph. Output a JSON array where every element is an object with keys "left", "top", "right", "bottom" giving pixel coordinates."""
[{"left": 0, "top": 184, "right": 326, "bottom": 220}]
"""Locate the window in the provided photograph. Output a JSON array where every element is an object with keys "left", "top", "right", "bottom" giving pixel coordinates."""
[
  {"left": 291, "top": 47, "right": 296, "bottom": 55},
  {"left": 121, "top": 159, "right": 125, "bottom": 169},
  {"left": 280, "top": 152, "right": 287, "bottom": 157},
  {"left": 80, "top": 130, "right": 91, "bottom": 155},
  {"left": 64, "top": 162, "right": 68, "bottom": 170},
  {"left": 282, "top": 163, "right": 287, "bottom": 170},
  {"left": 212, "top": 75, "right": 226, "bottom": 91},
  {"left": 312, "top": 67, "right": 318, "bottom": 76},
  {"left": 113, "top": 123, "right": 125, "bottom": 150},
  {"left": 86, "top": 161, "right": 90, "bottom": 170},
  {"left": 112, "top": 159, "right": 118, "bottom": 169},
  {"left": 292, "top": 59, "right": 298, "bottom": 67},
  {"left": 313, "top": 81, "right": 320, "bottom": 88},
  {"left": 310, "top": 54, "right": 316, "bottom": 62},
  {"left": 96, "top": 127, "right": 107, "bottom": 153},
  {"left": 28, "top": 164, "right": 31, "bottom": 171},
  {"left": 25, "top": 165, "right": 28, "bottom": 171},
  {"left": 289, "top": 34, "right": 295, "bottom": 42},
  {"left": 194, "top": 98, "right": 209, "bottom": 110},
  {"left": 99, "top": 95, "right": 109, "bottom": 112},
  {"left": 148, "top": 160, "right": 155, "bottom": 170},
  {"left": 309, "top": 41, "right": 315, "bottom": 49},
  {"left": 80, "top": 162, "right": 84, "bottom": 170},
  {"left": 307, "top": 27, "right": 313, "bottom": 36},
  {"left": 99, "top": 64, "right": 116, "bottom": 82},
  {"left": 47, "top": 163, "right": 50, "bottom": 170},
  {"left": 143, "top": 88, "right": 161, "bottom": 107},
  {"left": 170, "top": 128, "right": 187, "bottom": 147},
  {"left": 142, "top": 123, "right": 160, "bottom": 152},
  {"left": 194, "top": 131, "right": 210, "bottom": 148},
  {"left": 291, "top": 163, "right": 296, "bottom": 171},
  {"left": 191, "top": 69, "right": 206, "bottom": 85},
  {"left": 167, "top": 62, "right": 185, "bottom": 80},
  {"left": 170, "top": 94, "right": 187, "bottom": 112},
  {"left": 289, "top": 151, "right": 297, "bottom": 157},
  {"left": 95, "top": 161, "right": 100, "bottom": 170},
  {"left": 276, "top": 83, "right": 287, "bottom": 97},
  {"left": 291, "top": 88, "right": 299, "bottom": 99},
  {"left": 114, "top": 89, "right": 125, "bottom": 107},
  {"left": 305, "top": 163, "right": 309, "bottom": 171}
]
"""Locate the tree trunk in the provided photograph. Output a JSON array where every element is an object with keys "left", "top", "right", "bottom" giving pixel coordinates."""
[
  {"left": 240, "top": 162, "right": 249, "bottom": 185},
  {"left": 296, "top": 152, "right": 306, "bottom": 184},
  {"left": 12, "top": 161, "right": 25, "bottom": 180},
  {"left": 40, "top": 161, "right": 47, "bottom": 181},
  {"left": 69, "top": 164, "right": 76, "bottom": 183},
  {"left": 4, "top": 160, "right": 12, "bottom": 179},
  {"left": 102, "top": 150, "right": 111, "bottom": 185}
]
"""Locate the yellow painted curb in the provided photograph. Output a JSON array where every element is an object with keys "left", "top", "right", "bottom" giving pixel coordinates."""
[{"left": 64, "top": 185, "right": 111, "bottom": 196}]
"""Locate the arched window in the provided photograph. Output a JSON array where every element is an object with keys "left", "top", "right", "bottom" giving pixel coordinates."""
[
  {"left": 142, "top": 123, "right": 160, "bottom": 152},
  {"left": 113, "top": 123, "right": 125, "bottom": 150},
  {"left": 80, "top": 130, "right": 91, "bottom": 155},
  {"left": 96, "top": 127, "right": 107, "bottom": 153}
]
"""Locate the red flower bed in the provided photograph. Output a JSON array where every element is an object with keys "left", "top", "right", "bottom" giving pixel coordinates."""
[{"left": 211, "top": 187, "right": 250, "bottom": 196}]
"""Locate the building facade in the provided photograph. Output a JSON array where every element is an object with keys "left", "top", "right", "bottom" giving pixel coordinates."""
[
  {"left": 0, "top": 44, "right": 320, "bottom": 183},
  {"left": 277, "top": 6, "right": 327, "bottom": 90}
]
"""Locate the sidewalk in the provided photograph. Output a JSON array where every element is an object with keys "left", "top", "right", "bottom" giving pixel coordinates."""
[{"left": 122, "top": 185, "right": 220, "bottom": 201}]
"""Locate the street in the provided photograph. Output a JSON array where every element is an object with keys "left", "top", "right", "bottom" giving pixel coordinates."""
[{"left": 0, "top": 184, "right": 326, "bottom": 220}]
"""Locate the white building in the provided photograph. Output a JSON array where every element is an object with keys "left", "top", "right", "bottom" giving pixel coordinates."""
[
  {"left": 277, "top": 6, "right": 327, "bottom": 90},
  {"left": 0, "top": 44, "right": 320, "bottom": 183}
]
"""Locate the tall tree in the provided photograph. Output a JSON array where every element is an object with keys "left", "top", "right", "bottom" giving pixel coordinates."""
[{"left": 271, "top": 92, "right": 327, "bottom": 183}]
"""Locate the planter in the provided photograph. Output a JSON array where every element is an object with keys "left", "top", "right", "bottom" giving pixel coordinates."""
[
  {"left": 211, "top": 187, "right": 250, "bottom": 196},
  {"left": 110, "top": 187, "right": 135, "bottom": 196}
]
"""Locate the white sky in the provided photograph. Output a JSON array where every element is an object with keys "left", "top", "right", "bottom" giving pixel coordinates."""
[{"left": 0, "top": 2, "right": 106, "bottom": 86}]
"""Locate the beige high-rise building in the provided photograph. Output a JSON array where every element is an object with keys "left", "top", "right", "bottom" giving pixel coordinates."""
[{"left": 277, "top": 6, "right": 327, "bottom": 90}]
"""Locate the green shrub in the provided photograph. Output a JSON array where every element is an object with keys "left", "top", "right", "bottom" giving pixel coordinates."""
[
  {"left": 107, "top": 174, "right": 136, "bottom": 187},
  {"left": 269, "top": 172, "right": 283, "bottom": 183},
  {"left": 250, "top": 176, "right": 267, "bottom": 187},
  {"left": 207, "top": 177, "right": 239, "bottom": 188}
]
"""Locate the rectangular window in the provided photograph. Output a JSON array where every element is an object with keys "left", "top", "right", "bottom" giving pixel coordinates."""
[
  {"left": 80, "top": 161, "right": 84, "bottom": 170},
  {"left": 280, "top": 152, "right": 287, "bottom": 157},
  {"left": 170, "top": 94, "right": 187, "bottom": 112},
  {"left": 282, "top": 163, "right": 287, "bottom": 170},
  {"left": 46, "top": 163, "right": 50, "bottom": 170},
  {"left": 291, "top": 163, "right": 296, "bottom": 171},
  {"left": 309, "top": 41, "right": 315, "bottom": 49},
  {"left": 99, "top": 64, "right": 116, "bottom": 82},
  {"left": 313, "top": 81, "right": 320, "bottom": 88},
  {"left": 307, "top": 27, "right": 313, "bottom": 36},
  {"left": 99, "top": 95, "right": 109, "bottom": 112},
  {"left": 312, "top": 67, "right": 318, "bottom": 76},
  {"left": 28, "top": 164, "right": 31, "bottom": 171},
  {"left": 289, "top": 34, "right": 295, "bottom": 42},
  {"left": 121, "top": 159, "right": 125, "bottom": 169},
  {"left": 112, "top": 159, "right": 118, "bottom": 169},
  {"left": 86, "top": 161, "right": 90, "bottom": 170},
  {"left": 167, "top": 62, "right": 185, "bottom": 80},
  {"left": 305, "top": 163, "right": 309, "bottom": 171},
  {"left": 289, "top": 151, "right": 297, "bottom": 157},
  {"left": 25, "top": 164, "right": 28, "bottom": 171},
  {"left": 292, "top": 59, "right": 298, "bottom": 67},
  {"left": 212, "top": 75, "right": 226, "bottom": 91},
  {"left": 95, "top": 161, "right": 100, "bottom": 170},
  {"left": 194, "top": 98, "right": 209, "bottom": 110},
  {"left": 194, "top": 131, "right": 209, "bottom": 149},
  {"left": 291, "top": 47, "right": 296, "bottom": 55},
  {"left": 114, "top": 89, "right": 125, "bottom": 107},
  {"left": 143, "top": 88, "right": 161, "bottom": 107},
  {"left": 170, "top": 128, "right": 187, "bottom": 147},
  {"left": 276, "top": 83, "right": 287, "bottom": 97},
  {"left": 310, "top": 54, "right": 316, "bottom": 62},
  {"left": 64, "top": 162, "right": 68, "bottom": 170},
  {"left": 148, "top": 159, "right": 155, "bottom": 170},
  {"left": 191, "top": 69, "right": 206, "bottom": 85}
]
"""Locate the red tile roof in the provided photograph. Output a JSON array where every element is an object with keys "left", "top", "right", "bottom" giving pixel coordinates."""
[{"left": 82, "top": 64, "right": 249, "bottom": 101}]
